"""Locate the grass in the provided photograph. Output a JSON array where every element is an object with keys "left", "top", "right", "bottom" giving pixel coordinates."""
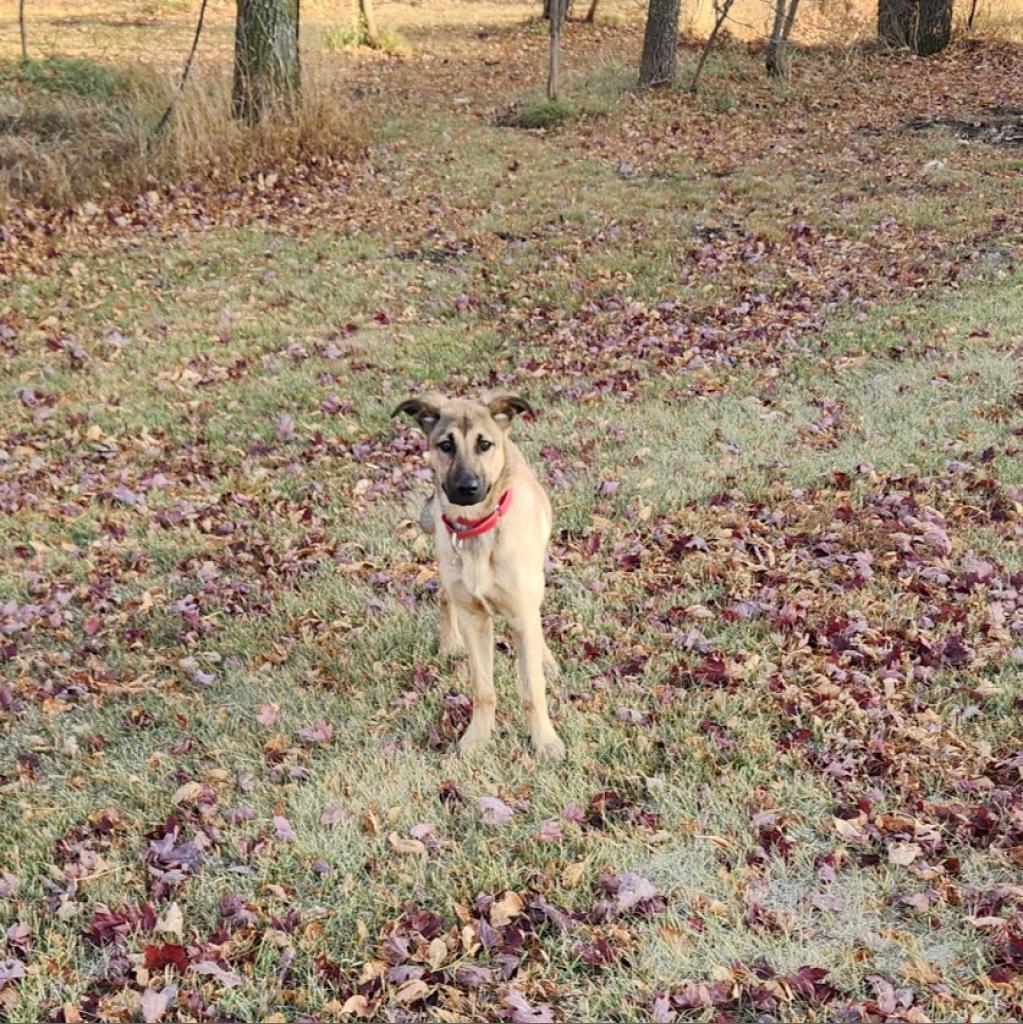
[
  {"left": 7, "top": 55, "right": 138, "bottom": 97},
  {"left": 0, "top": 55, "right": 165, "bottom": 204},
  {"left": 2, "top": 3, "right": 1023, "bottom": 1021},
  {"left": 496, "top": 97, "right": 579, "bottom": 129},
  {"left": 322, "top": 24, "right": 411, "bottom": 57},
  {"left": 0, "top": 52, "right": 361, "bottom": 208}
]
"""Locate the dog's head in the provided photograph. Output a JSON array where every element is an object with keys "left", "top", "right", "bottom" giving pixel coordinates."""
[{"left": 392, "top": 391, "right": 534, "bottom": 507}]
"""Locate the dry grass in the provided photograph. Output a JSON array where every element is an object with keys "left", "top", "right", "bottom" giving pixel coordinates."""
[
  {"left": 1, "top": 3, "right": 1023, "bottom": 1022},
  {"left": 1, "top": 0, "right": 1022, "bottom": 210},
  {"left": 0, "top": 55, "right": 363, "bottom": 209}
]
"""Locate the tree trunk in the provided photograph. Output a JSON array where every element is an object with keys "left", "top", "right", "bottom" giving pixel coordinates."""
[
  {"left": 878, "top": 0, "right": 951, "bottom": 54},
  {"left": 765, "top": 0, "right": 798, "bottom": 77},
  {"left": 19, "top": 0, "right": 27, "bottom": 61},
  {"left": 765, "top": 0, "right": 788, "bottom": 76},
  {"left": 547, "top": 0, "right": 564, "bottom": 99},
  {"left": 916, "top": 0, "right": 952, "bottom": 53},
  {"left": 583, "top": 0, "right": 598, "bottom": 22},
  {"left": 691, "top": 0, "right": 736, "bottom": 92},
  {"left": 233, "top": 0, "right": 301, "bottom": 124},
  {"left": 352, "top": 0, "right": 378, "bottom": 43},
  {"left": 544, "top": 0, "right": 573, "bottom": 19},
  {"left": 639, "top": 0, "right": 682, "bottom": 88},
  {"left": 782, "top": 0, "right": 800, "bottom": 40},
  {"left": 878, "top": 0, "right": 906, "bottom": 46}
]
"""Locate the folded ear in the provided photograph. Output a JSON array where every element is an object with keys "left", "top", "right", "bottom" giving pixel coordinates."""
[
  {"left": 391, "top": 395, "right": 442, "bottom": 433},
  {"left": 486, "top": 393, "right": 534, "bottom": 430}
]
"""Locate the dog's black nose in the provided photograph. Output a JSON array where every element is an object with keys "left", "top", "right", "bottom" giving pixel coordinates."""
[{"left": 447, "top": 472, "right": 486, "bottom": 505}]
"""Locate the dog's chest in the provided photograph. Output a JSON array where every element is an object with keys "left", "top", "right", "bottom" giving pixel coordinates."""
[{"left": 440, "top": 534, "right": 502, "bottom": 611}]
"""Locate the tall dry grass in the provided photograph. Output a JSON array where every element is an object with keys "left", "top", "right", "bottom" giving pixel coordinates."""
[{"left": 0, "top": 56, "right": 362, "bottom": 211}]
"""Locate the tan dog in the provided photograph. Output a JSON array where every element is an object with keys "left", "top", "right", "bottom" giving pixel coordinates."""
[{"left": 393, "top": 392, "right": 565, "bottom": 760}]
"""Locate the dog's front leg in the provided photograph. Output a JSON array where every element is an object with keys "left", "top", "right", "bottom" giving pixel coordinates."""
[
  {"left": 457, "top": 601, "right": 496, "bottom": 754},
  {"left": 438, "top": 586, "right": 464, "bottom": 657},
  {"left": 513, "top": 613, "right": 565, "bottom": 761}
]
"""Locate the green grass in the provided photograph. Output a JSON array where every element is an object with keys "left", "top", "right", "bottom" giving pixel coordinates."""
[
  {"left": 0, "top": 55, "right": 139, "bottom": 98},
  {"left": 2, "top": 29, "right": 1023, "bottom": 1023},
  {"left": 497, "top": 97, "right": 578, "bottom": 129},
  {"left": 322, "top": 23, "right": 411, "bottom": 57}
]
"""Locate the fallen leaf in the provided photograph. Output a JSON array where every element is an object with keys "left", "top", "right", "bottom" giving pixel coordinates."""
[
  {"left": 477, "top": 796, "right": 514, "bottom": 826},
  {"left": 889, "top": 842, "right": 923, "bottom": 866},
  {"left": 256, "top": 702, "right": 280, "bottom": 727},
  {"left": 274, "top": 815, "right": 296, "bottom": 841},
  {"left": 490, "top": 890, "right": 524, "bottom": 927},
  {"left": 171, "top": 781, "right": 203, "bottom": 805},
  {"left": 155, "top": 901, "right": 183, "bottom": 938}
]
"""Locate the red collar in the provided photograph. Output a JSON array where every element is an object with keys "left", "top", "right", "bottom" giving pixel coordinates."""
[{"left": 441, "top": 489, "right": 512, "bottom": 541}]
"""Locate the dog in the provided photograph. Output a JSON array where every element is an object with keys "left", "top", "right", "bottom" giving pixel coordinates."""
[{"left": 393, "top": 391, "right": 565, "bottom": 760}]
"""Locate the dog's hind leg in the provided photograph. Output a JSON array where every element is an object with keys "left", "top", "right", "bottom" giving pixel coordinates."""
[
  {"left": 512, "top": 613, "right": 565, "bottom": 761},
  {"left": 542, "top": 640, "right": 560, "bottom": 678}
]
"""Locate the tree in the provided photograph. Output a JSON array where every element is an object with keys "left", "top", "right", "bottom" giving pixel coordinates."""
[
  {"left": 543, "top": 0, "right": 574, "bottom": 19},
  {"left": 966, "top": 0, "right": 979, "bottom": 32},
  {"left": 690, "top": 0, "right": 737, "bottom": 92},
  {"left": 19, "top": 0, "right": 27, "bottom": 61},
  {"left": 155, "top": 0, "right": 211, "bottom": 134},
  {"left": 233, "top": 0, "right": 301, "bottom": 124},
  {"left": 547, "top": 0, "right": 566, "bottom": 99},
  {"left": 352, "top": 0, "right": 379, "bottom": 45},
  {"left": 639, "top": 0, "right": 682, "bottom": 89},
  {"left": 765, "top": 0, "right": 799, "bottom": 78},
  {"left": 878, "top": 0, "right": 952, "bottom": 54}
]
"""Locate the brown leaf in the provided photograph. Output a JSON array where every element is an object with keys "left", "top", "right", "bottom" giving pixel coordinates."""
[{"left": 490, "top": 890, "right": 524, "bottom": 927}]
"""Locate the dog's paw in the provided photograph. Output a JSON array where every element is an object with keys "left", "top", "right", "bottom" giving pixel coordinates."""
[
  {"left": 531, "top": 730, "right": 566, "bottom": 762},
  {"left": 439, "top": 637, "right": 466, "bottom": 658},
  {"left": 458, "top": 726, "right": 493, "bottom": 756},
  {"left": 542, "top": 647, "right": 561, "bottom": 679}
]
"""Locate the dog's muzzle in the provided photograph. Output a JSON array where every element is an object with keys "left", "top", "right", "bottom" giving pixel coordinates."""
[{"left": 444, "top": 474, "right": 488, "bottom": 506}]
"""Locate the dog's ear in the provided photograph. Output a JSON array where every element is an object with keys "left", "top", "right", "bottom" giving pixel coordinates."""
[
  {"left": 392, "top": 395, "right": 442, "bottom": 433},
  {"left": 486, "top": 393, "right": 534, "bottom": 431}
]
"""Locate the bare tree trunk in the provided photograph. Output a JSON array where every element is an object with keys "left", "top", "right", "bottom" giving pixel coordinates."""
[
  {"left": 878, "top": 0, "right": 951, "bottom": 53},
  {"left": 765, "top": 0, "right": 798, "bottom": 77},
  {"left": 547, "top": 0, "right": 564, "bottom": 99},
  {"left": 352, "top": 0, "right": 378, "bottom": 43},
  {"left": 916, "top": 0, "right": 951, "bottom": 52},
  {"left": 233, "top": 0, "right": 301, "bottom": 124},
  {"left": 878, "top": 0, "right": 910, "bottom": 46},
  {"left": 155, "top": 0, "right": 211, "bottom": 134},
  {"left": 782, "top": 0, "right": 800, "bottom": 39},
  {"left": 362, "top": 0, "right": 378, "bottom": 41},
  {"left": 19, "top": 0, "right": 28, "bottom": 61},
  {"left": 966, "top": 0, "right": 979, "bottom": 31},
  {"left": 639, "top": 0, "right": 682, "bottom": 88},
  {"left": 690, "top": 0, "right": 736, "bottom": 92},
  {"left": 583, "top": 0, "right": 599, "bottom": 23}
]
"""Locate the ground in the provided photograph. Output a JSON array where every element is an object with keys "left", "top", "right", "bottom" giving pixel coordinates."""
[{"left": 1, "top": 2, "right": 1023, "bottom": 1022}]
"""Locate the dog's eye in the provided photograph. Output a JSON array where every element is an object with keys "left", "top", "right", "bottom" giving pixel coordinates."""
[
  {"left": 437, "top": 439, "right": 455, "bottom": 454},
  {"left": 477, "top": 439, "right": 493, "bottom": 453}
]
